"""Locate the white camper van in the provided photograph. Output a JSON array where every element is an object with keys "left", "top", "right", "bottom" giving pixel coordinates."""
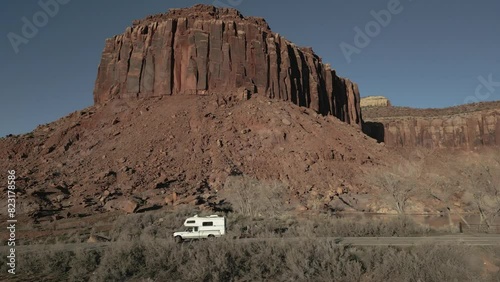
[{"left": 173, "top": 215, "right": 226, "bottom": 243}]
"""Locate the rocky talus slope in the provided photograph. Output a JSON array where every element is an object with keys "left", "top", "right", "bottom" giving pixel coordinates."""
[{"left": 0, "top": 96, "right": 385, "bottom": 221}]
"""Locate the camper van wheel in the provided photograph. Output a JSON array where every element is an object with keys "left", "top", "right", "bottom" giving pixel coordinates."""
[
  {"left": 208, "top": 234, "right": 215, "bottom": 239},
  {"left": 175, "top": 236, "right": 183, "bottom": 243}
]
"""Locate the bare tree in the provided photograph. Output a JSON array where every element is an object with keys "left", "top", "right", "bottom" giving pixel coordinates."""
[
  {"left": 220, "top": 175, "right": 287, "bottom": 218},
  {"left": 370, "top": 156, "right": 424, "bottom": 214},
  {"left": 371, "top": 171, "right": 414, "bottom": 214},
  {"left": 425, "top": 173, "right": 472, "bottom": 230},
  {"left": 462, "top": 163, "right": 500, "bottom": 228}
]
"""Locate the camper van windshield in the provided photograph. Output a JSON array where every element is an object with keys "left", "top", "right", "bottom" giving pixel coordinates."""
[{"left": 186, "top": 227, "right": 193, "bottom": 232}]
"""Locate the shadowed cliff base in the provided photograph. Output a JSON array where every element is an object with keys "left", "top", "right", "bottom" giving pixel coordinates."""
[{"left": 362, "top": 121, "right": 385, "bottom": 144}]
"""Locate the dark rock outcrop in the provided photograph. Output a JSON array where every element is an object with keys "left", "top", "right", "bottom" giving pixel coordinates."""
[{"left": 93, "top": 4, "right": 362, "bottom": 127}]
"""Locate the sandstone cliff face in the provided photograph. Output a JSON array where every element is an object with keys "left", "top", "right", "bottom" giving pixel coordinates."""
[
  {"left": 360, "top": 96, "right": 391, "bottom": 108},
  {"left": 93, "top": 4, "right": 362, "bottom": 127},
  {"left": 363, "top": 103, "right": 500, "bottom": 148}
]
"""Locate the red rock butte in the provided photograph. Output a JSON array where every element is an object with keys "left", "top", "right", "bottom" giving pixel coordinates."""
[{"left": 93, "top": 4, "right": 362, "bottom": 127}]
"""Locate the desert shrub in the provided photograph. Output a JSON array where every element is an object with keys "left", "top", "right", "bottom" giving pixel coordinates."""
[
  {"left": 14, "top": 239, "right": 499, "bottom": 281},
  {"left": 310, "top": 215, "right": 430, "bottom": 237},
  {"left": 358, "top": 245, "right": 483, "bottom": 282},
  {"left": 109, "top": 213, "right": 157, "bottom": 241},
  {"left": 226, "top": 213, "right": 430, "bottom": 239},
  {"left": 278, "top": 241, "right": 364, "bottom": 282},
  {"left": 67, "top": 249, "right": 101, "bottom": 282},
  {"left": 225, "top": 214, "right": 291, "bottom": 239},
  {"left": 19, "top": 245, "right": 74, "bottom": 278},
  {"left": 92, "top": 242, "right": 146, "bottom": 281},
  {"left": 108, "top": 206, "right": 198, "bottom": 241},
  {"left": 90, "top": 240, "right": 487, "bottom": 282},
  {"left": 0, "top": 252, "right": 7, "bottom": 274}
]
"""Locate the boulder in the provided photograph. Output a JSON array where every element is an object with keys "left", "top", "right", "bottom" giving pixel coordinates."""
[
  {"left": 88, "top": 235, "right": 110, "bottom": 243},
  {"left": 104, "top": 199, "right": 138, "bottom": 213}
]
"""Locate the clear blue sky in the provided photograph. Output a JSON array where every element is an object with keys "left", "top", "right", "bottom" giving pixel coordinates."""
[{"left": 1, "top": 0, "right": 499, "bottom": 136}]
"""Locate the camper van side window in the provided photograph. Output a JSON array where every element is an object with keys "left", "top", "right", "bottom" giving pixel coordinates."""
[
  {"left": 202, "top": 222, "right": 214, "bottom": 227},
  {"left": 186, "top": 220, "right": 195, "bottom": 224}
]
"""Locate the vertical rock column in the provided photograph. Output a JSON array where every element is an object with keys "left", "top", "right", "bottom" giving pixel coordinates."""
[{"left": 93, "top": 5, "right": 363, "bottom": 128}]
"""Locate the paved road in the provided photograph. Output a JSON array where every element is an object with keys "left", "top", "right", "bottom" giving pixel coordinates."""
[
  {"left": 2, "top": 235, "right": 500, "bottom": 254},
  {"left": 336, "top": 235, "right": 500, "bottom": 246},
  {"left": 241, "top": 235, "right": 500, "bottom": 246}
]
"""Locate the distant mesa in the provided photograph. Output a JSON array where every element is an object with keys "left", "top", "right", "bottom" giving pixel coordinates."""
[
  {"left": 93, "top": 4, "right": 362, "bottom": 127},
  {"left": 360, "top": 96, "right": 391, "bottom": 108},
  {"left": 363, "top": 101, "right": 500, "bottom": 149}
]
